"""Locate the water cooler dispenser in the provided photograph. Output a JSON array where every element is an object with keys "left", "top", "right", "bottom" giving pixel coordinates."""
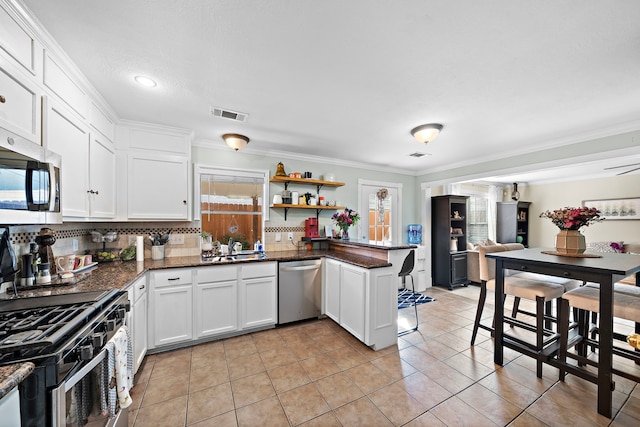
[{"left": 407, "top": 224, "right": 422, "bottom": 244}]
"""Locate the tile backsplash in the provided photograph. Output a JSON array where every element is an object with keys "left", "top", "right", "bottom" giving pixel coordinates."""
[{"left": 4, "top": 219, "right": 325, "bottom": 259}]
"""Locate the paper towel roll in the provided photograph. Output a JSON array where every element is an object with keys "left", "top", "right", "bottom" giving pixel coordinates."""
[{"left": 136, "top": 236, "right": 144, "bottom": 262}]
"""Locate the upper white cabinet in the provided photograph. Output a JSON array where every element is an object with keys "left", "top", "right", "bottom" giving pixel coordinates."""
[
  {"left": 43, "top": 96, "right": 115, "bottom": 219},
  {"left": 0, "top": 58, "right": 41, "bottom": 144},
  {"left": 43, "top": 52, "right": 87, "bottom": 119},
  {"left": 117, "top": 121, "right": 192, "bottom": 221}
]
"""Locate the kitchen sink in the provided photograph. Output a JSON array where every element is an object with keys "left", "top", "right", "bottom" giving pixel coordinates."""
[{"left": 202, "top": 252, "right": 265, "bottom": 263}]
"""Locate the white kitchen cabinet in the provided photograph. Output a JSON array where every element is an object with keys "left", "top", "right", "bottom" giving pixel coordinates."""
[
  {"left": 116, "top": 121, "right": 192, "bottom": 221},
  {"left": 240, "top": 262, "right": 277, "bottom": 329},
  {"left": 195, "top": 266, "right": 238, "bottom": 338},
  {"left": 127, "top": 151, "right": 189, "bottom": 220},
  {"left": 43, "top": 96, "right": 115, "bottom": 219},
  {"left": 324, "top": 258, "right": 341, "bottom": 322},
  {"left": 131, "top": 276, "right": 148, "bottom": 373},
  {"left": 322, "top": 259, "right": 397, "bottom": 350},
  {"left": 339, "top": 263, "right": 367, "bottom": 341},
  {"left": 0, "top": 4, "right": 41, "bottom": 144},
  {"left": 150, "top": 269, "right": 193, "bottom": 348}
]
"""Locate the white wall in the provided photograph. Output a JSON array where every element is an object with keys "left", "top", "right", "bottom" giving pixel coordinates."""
[{"left": 527, "top": 174, "right": 640, "bottom": 247}]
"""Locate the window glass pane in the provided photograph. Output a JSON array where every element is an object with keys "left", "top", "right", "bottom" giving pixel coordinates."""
[
  {"left": 200, "top": 173, "right": 264, "bottom": 250},
  {"left": 368, "top": 193, "right": 392, "bottom": 244},
  {"left": 468, "top": 196, "right": 488, "bottom": 244}
]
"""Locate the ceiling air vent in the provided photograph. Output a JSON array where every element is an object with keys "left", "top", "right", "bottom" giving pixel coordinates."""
[
  {"left": 409, "top": 152, "right": 430, "bottom": 158},
  {"left": 210, "top": 106, "right": 248, "bottom": 122}
]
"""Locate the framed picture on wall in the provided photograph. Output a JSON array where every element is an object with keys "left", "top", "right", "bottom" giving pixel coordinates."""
[{"left": 582, "top": 197, "right": 640, "bottom": 220}]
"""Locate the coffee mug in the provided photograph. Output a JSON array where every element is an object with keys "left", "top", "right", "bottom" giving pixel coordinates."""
[
  {"left": 273, "top": 194, "right": 283, "bottom": 204},
  {"left": 56, "top": 254, "right": 76, "bottom": 272},
  {"left": 74, "top": 256, "right": 85, "bottom": 270}
]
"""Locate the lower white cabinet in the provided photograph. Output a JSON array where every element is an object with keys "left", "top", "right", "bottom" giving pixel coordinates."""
[
  {"left": 240, "top": 263, "right": 277, "bottom": 329},
  {"left": 324, "top": 258, "right": 341, "bottom": 322},
  {"left": 338, "top": 264, "right": 367, "bottom": 341},
  {"left": 132, "top": 276, "right": 148, "bottom": 373},
  {"left": 150, "top": 269, "right": 193, "bottom": 348},
  {"left": 322, "top": 259, "right": 397, "bottom": 350},
  {"left": 195, "top": 266, "right": 238, "bottom": 338},
  {"left": 0, "top": 388, "right": 20, "bottom": 426},
  {"left": 148, "top": 263, "right": 277, "bottom": 350}
]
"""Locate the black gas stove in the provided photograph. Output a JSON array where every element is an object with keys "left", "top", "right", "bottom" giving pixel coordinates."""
[{"left": 0, "top": 289, "right": 129, "bottom": 426}]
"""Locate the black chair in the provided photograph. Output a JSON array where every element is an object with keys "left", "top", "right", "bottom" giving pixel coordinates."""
[{"left": 398, "top": 250, "right": 418, "bottom": 336}]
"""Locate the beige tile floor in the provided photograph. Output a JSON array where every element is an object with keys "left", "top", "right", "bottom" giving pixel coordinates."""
[{"left": 127, "top": 285, "right": 640, "bottom": 426}]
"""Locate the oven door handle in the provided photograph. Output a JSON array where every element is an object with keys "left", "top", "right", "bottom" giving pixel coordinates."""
[{"left": 63, "top": 347, "right": 107, "bottom": 393}]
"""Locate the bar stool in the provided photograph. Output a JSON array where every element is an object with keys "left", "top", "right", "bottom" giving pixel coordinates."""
[
  {"left": 558, "top": 286, "right": 640, "bottom": 382},
  {"left": 398, "top": 250, "right": 418, "bottom": 336},
  {"left": 470, "top": 244, "right": 566, "bottom": 378}
]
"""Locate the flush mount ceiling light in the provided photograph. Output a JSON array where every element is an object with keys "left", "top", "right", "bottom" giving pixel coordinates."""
[
  {"left": 222, "top": 133, "right": 250, "bottom": 151},
  {"left": 134, "top": 75, "right": 157, "bottom": 87},
  {"left": 411, "top": 123, "right": 443, "bottom": 143}
]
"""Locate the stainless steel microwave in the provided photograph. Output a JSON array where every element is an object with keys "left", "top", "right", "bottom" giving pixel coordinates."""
[{"left": 0, "top": 128, "right": 61, "bottom": 224}]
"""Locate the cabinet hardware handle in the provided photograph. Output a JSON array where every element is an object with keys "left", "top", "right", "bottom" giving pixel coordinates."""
[
  {"left": 168, "top": 277, "right": 180, "bottom": 281},
  {"left": 183, "top": 200, "right": 187, "bottom": 204},
  {"left": 7, "top": 137, "right": 15, "bottom": 145},
  {"left": 563, "top": 272, "right": 570, "bottom": 277},
  {"left": 87, "top": 190, "right": 93, "bottom": 194},
  {"left": 139, "top": 285, "right": 145, "bottom": 290},
  {"left": 95, "top": 190, "right": 99, "bottom": 195},
  {"left": 0, "top": 95, "right": 5, "bottom": 103}
]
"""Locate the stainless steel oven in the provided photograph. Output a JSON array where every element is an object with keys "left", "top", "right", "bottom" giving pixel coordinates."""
[
  {"left": 0, "top": 290, "right": 129, "bottom": 426},
  {"left": 0, "top": 126, "right": 62, "bottom": 224}
]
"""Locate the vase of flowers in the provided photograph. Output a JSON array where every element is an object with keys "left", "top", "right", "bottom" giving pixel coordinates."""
[
  {"left": 332, "top": 208, "right": 360, "bottom": 240},
  {"left": 539, "top": 206, "right": 603, "bottom": 254}
]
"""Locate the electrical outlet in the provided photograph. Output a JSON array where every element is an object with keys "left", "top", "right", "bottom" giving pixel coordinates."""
[
  {"left": 72, "top": 239, "right": 78, "bottom": 251},
  {"left": 168, "top": 234, "right": 184, "bottom": 245},
  {"left": 288, "top": 232, "right": 294, "bottom": 241},
  {"left": 275, "top": 233, "right": 282, "bottom": 242}
]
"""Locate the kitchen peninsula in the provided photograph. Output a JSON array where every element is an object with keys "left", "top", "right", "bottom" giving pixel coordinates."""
[{"left": 3, "top": 241, "right": 414, "bottom": 370}]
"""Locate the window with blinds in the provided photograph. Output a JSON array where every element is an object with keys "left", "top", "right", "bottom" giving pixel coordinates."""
[
  {"left": 199, "top": 170, "right": 266, "bottom": 249},
  {"left": 467, "top": 196, "right": 488, "bottom": 244}
]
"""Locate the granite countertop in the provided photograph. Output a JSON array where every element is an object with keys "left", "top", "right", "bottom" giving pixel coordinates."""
[
  {"left": 3, "top": 249, "right": 391, "bottom": 300},
  {"left": 0, "top": 362, "right": 34, "bottom": 399},
  {"left": 328, "top": 240, "right": 416, "bottom": 250}
]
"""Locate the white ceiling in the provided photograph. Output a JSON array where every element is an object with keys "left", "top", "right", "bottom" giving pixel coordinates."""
[{"left": 19, "top": 0, "right": 640, "bottom": 183}]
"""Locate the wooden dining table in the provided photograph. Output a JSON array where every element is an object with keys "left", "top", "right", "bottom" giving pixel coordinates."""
[{"left": 486, "top": 248, "right": 640, "bottom": 418}]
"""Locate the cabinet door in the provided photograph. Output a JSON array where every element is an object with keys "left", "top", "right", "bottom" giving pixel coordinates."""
[
  {"left": 153, "top": 285, "right": 193, "bottom": 347},
  {"left": 0, "top": 58, "right": 40, "bottom": 143},
  {"left": 324, "top": 259, "right": 341, "bottom": 322},
  {"left": 127, "top": 152, "right": 189, "bottom": 220},
  {"left": 196, "top": 280, "right": 238, "bottom": 338},
  {"left": 88, "top": 134, "right": 115, "bottom": 218},
  {"left": 43, "top": 97, "right": 90, "bottom": 217},
  {"left": 240, "top": 276, "right": 276, "bottom": 329},
  {"left": 450, "top": 252, "right": 468, "bottom": 285},
  {"left": 339, "top": 264, "right": 366, "bottom": 341},
  {"left": 133, "top": 291, "right": 148, "bottom": 373}
]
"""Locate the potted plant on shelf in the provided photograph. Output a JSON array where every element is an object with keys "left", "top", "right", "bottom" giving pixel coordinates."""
[{"left": 200, "top": 231, "right": 213, "bottom": 251}]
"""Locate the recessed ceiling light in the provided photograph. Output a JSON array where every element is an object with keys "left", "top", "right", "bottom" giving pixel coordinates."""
[{"left": 134, "top": 76, "right": 157, "bottom": 87}]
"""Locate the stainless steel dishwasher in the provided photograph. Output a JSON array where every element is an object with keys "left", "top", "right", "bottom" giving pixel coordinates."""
[{"left": 278, "top": 259, "right": 322, "bottom": 324}]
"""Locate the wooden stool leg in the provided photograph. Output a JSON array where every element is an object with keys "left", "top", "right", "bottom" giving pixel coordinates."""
[
  {"left": 471, "top": 281, "right": 487, "bottom": 345},
  {"left": 559, "top": 298, "right": 570, "bottom": 381},
  {"left": 536, "top": 296, "right": 545, "bottom": 378}
]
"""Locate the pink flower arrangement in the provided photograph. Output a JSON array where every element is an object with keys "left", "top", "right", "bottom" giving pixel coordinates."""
[
  {"left": 332, "top": 208, "right": 360, "bottom": 232},
  {"left": 610, "top": 242, "right": 624, "bottom": 252},
  {"left": 539, "top": 206, "right": 603, "bottom": 230}
]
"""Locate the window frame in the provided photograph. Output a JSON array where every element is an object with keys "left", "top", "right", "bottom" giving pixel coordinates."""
[{"left": 194, "top": 164, "right": 270, "bottom": 232}]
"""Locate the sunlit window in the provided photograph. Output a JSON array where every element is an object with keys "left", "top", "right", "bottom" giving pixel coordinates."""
[
  {"left": 199, "top": 169, "right": 266, "bottom": 250},
  {"left": 368, "top": 190, "right": 392, "bottom": 244},
  {"left": 467, "top": 196, "right": 488, "bottom": 244}
]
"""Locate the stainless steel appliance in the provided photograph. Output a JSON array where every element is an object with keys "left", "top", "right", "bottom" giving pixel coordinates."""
[
  {"left": 0, "top": 127, "right": 62, "bottom": 224},
  {"left": 0, "top": 289, "right": 130, "bottom": 426},
  {"left": 278, "top": 259, "right": 322, "bottom": 324}
]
